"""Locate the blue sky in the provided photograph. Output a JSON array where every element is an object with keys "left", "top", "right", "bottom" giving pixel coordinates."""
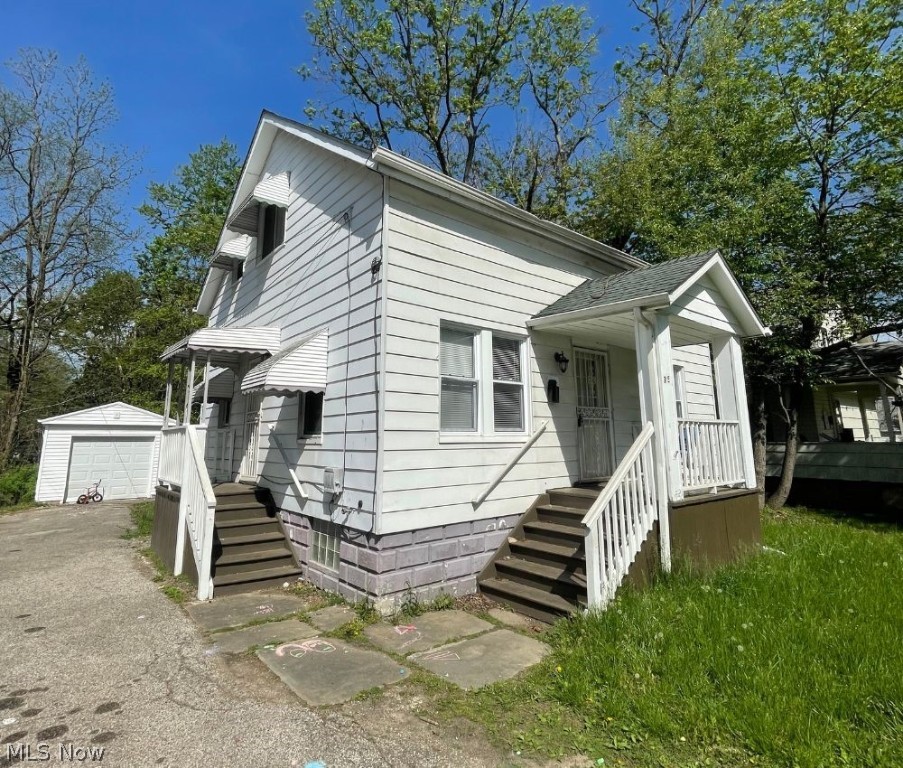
[{"left": 2, "top": 1, "right": 641, "bottom": 260}]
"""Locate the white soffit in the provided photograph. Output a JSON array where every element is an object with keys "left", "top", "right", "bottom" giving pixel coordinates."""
[{"left": 241, "top": 329, "right": 328, "bottom": 395}]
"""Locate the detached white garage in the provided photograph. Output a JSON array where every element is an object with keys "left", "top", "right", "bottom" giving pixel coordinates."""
[{"left": 35, "top": 402, "right": 163, "bottom": 504}]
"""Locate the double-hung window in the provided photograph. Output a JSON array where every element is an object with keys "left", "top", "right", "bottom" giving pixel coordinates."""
[
  {"left": 440, "top": 327, "right": 479, "bottom": 432},
  {"left": 439, "top": 324, "right": 527, "bottom": 436},
  {"left": 260, "top": 203, "right": 285, "bottom": 258},
  {"left": 492, "top": 335, "right": 525, "bottom": 432}
]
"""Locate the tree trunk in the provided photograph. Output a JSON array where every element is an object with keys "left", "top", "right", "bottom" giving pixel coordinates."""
[
  {"left": 749, "top": 385, "right": 768, "bottom": 511},
  {"left": 0, "top": 372, "right": 29, "bottom": 471},
  {"left": 766, "top": 385, "right": 801, "bottom": 509}
]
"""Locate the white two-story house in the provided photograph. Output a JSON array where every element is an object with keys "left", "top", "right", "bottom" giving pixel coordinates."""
[{"left": 152, "top": 111, "right": 768, "bottom": 620}]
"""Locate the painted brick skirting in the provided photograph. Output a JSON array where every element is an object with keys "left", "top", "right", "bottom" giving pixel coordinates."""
[{"left": 279, "top": 510, "right": 513, "bottom": 610}]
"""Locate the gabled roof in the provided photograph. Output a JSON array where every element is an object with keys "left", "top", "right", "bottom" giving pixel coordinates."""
[
  {"left": 196, "top": 110, "right": 645, "bottom": 316},
  {"left": 819, "top": 340, "right": 903, "bottom": 383},
  {"left": 39, "top": 401, "right": 163, "bottom": 426},
  {"left": 529, "top": 251, "right": 770, "bottom": 338}
]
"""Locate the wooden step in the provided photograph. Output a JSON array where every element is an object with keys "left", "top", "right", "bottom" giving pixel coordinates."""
[
  {"left": 535, "top": 504, "right": 587, "bottom": 528},
  {"left": 215, "top": 501, "right": 273, "bottom": 522},
  {"left": 213, "top": 564, "right": 303, "bottom": 596},
  {"left": 213, "top": 483, "right": 269, "bottom": 507},
  {"left": 495, "top": 556, "right": 586, "bottom": 597},
  {"left": 547, "top": 486, "right": 602, "bottom": 511},
  {"left": 215, "top": 517, "right": 280, "bottom": 538},
  {"left": 523, "top": 519, "right": 585, "bottom": 545},
  {"left": 216, "top": 529, "right": 287, "bottom": 555},
  {"left": 480, "top": 577, "right": 579, "bottom": 624},
  {"left": 213, "top": 547, "right": 294, "bottom": 576},
  {"left": 509, "top": 538, "right": 586, "bottom": 568}
]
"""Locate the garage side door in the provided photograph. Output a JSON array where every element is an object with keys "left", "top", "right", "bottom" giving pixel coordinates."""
[{"left": 65, "top": 437, "right": 155, "bottom": 503}]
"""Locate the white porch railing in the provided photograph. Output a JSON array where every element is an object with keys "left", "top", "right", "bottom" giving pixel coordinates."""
[
  {"left": 159, "top": 426, "right": 185, "bottom": 486},
  {"left": 161, "top": 425, "right": 218, "bottom": 601},
  {"left": 677, "top": 419, "right": 745, "bottom": 491},
  {"left": 202, "top": 426, "right": 235, "bottom": 483},
  {"left": 583, "top": 422, "right": 658, "bottom": 609}
]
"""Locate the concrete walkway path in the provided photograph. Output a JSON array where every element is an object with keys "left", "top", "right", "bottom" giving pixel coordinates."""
[{"left": 0, "top": 504, "right": 514, "bottom": 767}]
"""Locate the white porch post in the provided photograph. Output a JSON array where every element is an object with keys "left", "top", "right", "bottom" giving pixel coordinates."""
[
  {"left": 163, "top": 360, "right": 174, "bottom": 428},
  {"left": 880, "top": 383, "right": 897, "bottom": 443},
  {"left": 712, "top": 335, "right": 757, "bottom": 488},
  {"left": 653, "top": 313, "right": 684, "bottom": 503},
  {"left": 634, "top": 308, "right": 672, "bottom": 572},
  {"left": 183, "top": 351, "right": 196, "bottom": 426}
]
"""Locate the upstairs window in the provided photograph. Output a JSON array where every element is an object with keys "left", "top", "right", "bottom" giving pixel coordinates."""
[
  {"left": 492, "top": 335, "right": 524, "bottom": 431},
  {"left": 260, "top": 203, "right": 285, "bottom": 258},
  {"left": 440, "top": 327, "right": 478, "bottom": 432}
]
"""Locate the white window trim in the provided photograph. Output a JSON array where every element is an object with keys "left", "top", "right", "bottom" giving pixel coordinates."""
[
  {"left": 439, "top": 325, "right": 481, "bottom": 435},
  {"left": 439, "top": 322, "right": 530, "bottom": 441},
  {"left": 674, "top": 364, "right": 687, "bottom": 419}
]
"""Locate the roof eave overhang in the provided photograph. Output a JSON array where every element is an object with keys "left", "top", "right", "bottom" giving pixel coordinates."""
[{"left": 527, "top": 293, "right": 671, "bottom": 329}]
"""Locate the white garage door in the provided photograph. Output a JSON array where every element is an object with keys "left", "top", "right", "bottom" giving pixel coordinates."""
[{"left": 65, "top": 437, "right": 154, "bottom": 503}]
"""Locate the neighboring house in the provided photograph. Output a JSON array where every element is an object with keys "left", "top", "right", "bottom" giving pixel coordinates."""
[
  {"left": 765, "top": 339, "right": 903, "bottom": 509},
  {"left": 35, "top": 402, "right": 163, "bottom": 504},
  {"left": 152, "top": 111, "right": 769, "bottom": 618}
]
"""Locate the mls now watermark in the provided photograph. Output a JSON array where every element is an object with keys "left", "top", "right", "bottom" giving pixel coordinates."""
[{"left": 6, "top": 742, "right": 106, "bottom": 762}]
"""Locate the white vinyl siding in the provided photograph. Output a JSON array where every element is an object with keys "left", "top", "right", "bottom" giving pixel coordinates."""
[
  {"left": 205, "top": 131, "right": 383, "bottom": 529},
  {"left": 380, "top": 179, "right": 621, "bottom": 532},
  {"left": 671, "top": 344, "right": 717, "bottom": 420}
]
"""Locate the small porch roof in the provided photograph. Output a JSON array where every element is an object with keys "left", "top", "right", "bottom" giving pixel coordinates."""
[
  {"left": 241, "top": 328, "right": 328, "bottom": 395},
  {"left": 192, "top": 367, "right": 236, "bottom": 400},
  {"left": 226, "top": 171, "right": 291, "bottom": 235},
  {"left": 162, "top": 326, "right": 282, "bottom": 365},
  {"left": 528, "top": 251, "right": 769, "bottom": 342}
]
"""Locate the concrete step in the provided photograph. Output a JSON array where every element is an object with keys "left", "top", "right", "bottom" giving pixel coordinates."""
[
  {"left": 535, "top": 504, "right": 587, "bottom": 528},
  {"left": 523, "top": 519, "right": 585, "bottom": 546},
  {"left": 213, "top": 564, "right": 303, "bottom": 596},
  {"left": 479, "top": 577, "right": 580, "bottom": 624},
  {"left": 495, "top": 556, "right": 587, "bottom": 598},
  {"left": 214, "top": 547, "right": 295, "bottom": 576},
  {"left": 547, "top": 486, "right": 603, "bottom": 511}
]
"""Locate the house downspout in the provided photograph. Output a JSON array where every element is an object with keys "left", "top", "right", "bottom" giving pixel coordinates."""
[{"left": 373, "top": 174, "right": 391, "bottom": 535}]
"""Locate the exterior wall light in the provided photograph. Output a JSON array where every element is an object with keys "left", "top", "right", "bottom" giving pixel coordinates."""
[{"left": 554, "top": 352, "right": 570, "bottom": 374}]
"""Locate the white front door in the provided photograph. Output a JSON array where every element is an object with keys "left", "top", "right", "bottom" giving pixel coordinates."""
[
  {"left": 575, "top": 349, "right": 615, "bottom": 481},
  {"left": 239, "top": 393, "right": 261, "bottom": 481}
]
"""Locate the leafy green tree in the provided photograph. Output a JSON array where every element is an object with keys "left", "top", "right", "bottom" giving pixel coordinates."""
[
  {"left": 303, "top": 0, "right": 609, "bottom": 219},
  {"left": 0, "top": 50, "right": 136, "bottom": 471},
  {"left": 586, "top": 0, "right": 902, "bottom": 507}
]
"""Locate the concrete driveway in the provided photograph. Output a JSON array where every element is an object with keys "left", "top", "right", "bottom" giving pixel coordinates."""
[{"left": 0, "top": 504, "right": 509, "bottom": 767}]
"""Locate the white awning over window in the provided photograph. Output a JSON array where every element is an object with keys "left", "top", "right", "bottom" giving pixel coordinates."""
[
  {"left": 162, "top": 326, "right": 281, "bottom": 365},
  {"left": 226, "top": 171, "right": 291, "bottom": 235},
  {"left": 211, "top": 234, "right": 256, "bottom": 267},
  {"left": 241, "top": 329, "right": 328, "bottom": 395}
]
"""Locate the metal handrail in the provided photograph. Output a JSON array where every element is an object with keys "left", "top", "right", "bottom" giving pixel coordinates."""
[{"left": 471, "top": 420, "right": 549, "bottom": 506}]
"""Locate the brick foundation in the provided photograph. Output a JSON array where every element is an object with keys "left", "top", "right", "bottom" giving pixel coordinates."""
[{"left": 279, "top": 510, "right": 513, "bottom": 611}]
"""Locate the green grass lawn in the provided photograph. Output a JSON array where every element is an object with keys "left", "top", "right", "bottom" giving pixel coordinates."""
[{"left": 435, "top": 507, "right": 903, "bottom": 767}]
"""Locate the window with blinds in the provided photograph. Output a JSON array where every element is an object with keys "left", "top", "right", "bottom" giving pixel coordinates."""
[
  {"left": 492, "top": 335, "right": 524, "bottom": 431},
  {"left": 440, "top": 326, "right": 478, "bottom": 431}
]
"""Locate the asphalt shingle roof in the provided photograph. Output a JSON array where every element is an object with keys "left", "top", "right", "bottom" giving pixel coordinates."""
[
  {"left": 533, "top": 250, "right": 718, "bottom": 320},
  {"left": 818, "top": 340, "right": 903, "bottom": 382}
]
